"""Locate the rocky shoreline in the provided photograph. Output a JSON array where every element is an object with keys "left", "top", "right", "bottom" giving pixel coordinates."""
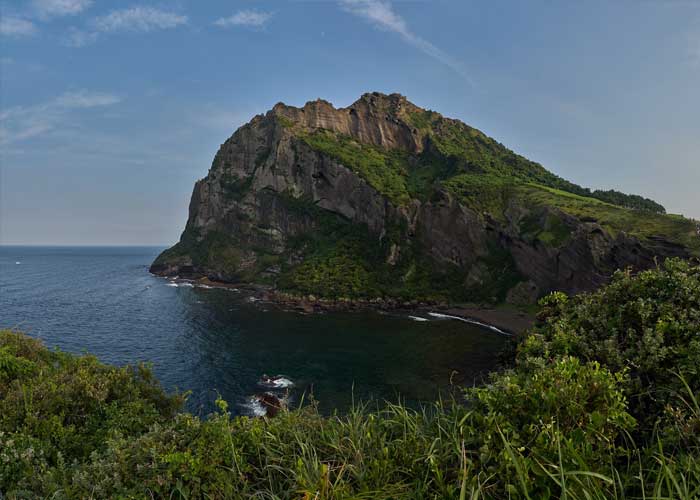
[{"left": 158, "top": 275, "right": 535, "bottom": 336}]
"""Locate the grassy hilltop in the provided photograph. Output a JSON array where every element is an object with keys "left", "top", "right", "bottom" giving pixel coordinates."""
[{"left": 2, "top": 258, "right": 699, "bottom": 498}]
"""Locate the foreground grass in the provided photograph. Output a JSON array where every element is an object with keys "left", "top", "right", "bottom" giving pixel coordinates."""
[{"left": 1, "top": 259, "right": 699, "bottom": 499}]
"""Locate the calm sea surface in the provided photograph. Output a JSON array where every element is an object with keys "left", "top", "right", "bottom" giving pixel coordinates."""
[{"left": 0, "top": 246, "right": 507, "bottom": 416}]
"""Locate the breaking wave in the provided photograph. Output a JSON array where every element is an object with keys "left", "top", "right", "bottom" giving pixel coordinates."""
[
  {"left": 408, "top": 315, "right": 429, "bottom": 322},
  {"left": 258, "top": 375, "right": 294, "bottom": 389},
  {"left": 427, "top": 312, "right": 511, "bottom": 336}
]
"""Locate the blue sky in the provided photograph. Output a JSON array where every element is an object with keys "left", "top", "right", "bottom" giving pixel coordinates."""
[{"left": 1, "top": 0, "right": 699, "bottom": 245}]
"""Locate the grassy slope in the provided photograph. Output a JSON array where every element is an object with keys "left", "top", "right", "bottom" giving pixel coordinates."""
[
  {"left": 521, "top": 184, "right": 700, "bottom": 251},
  {"left": 2, "top": 260, "right": 699, "bottom": 498},
  {"left": 298, "top": 121, "right": 699, "bottom": 254}
]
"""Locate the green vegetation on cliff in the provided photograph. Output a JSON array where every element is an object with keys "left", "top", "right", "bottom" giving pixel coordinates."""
[
  {"left": 3, "top": 259, "right": 699, "bottom": 498},
  {"left": 405, "top": 110, "right": 667, "bottom": 213},
  {"left": 274, "top": 193, "right": 475, "bottom": 302},
  {"left": 297, "top": 122, "right": 697, "bottom": 256},
  {"left": 520, "top": 184, "right": 700, "bottom": 251},
  {"left": 300, "top": 130, "right": 413, "bottom": 206}
]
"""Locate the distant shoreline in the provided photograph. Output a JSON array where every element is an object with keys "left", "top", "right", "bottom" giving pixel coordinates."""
[{"left": 158, "top": 275, "right": 535, "bottom": 336}]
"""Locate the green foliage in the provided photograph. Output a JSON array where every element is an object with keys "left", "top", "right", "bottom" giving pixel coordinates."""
[
  {"left": 466, "top": 357, "right": 636, "bottom": 498},
  {"left": 153, "top": 103, "right": 698, "bottom": 305},
  {"left": 442, "top": 173, "right": 514, "bottom": 219},
  {"left": 519, "top": 258, "right": 700, "bottom": 435},
  {"left": 274, "top": 193, "right": 474, "bottom": 302},
  {"left": 302, "top": 108, "right": 669, "bottom": 219},
  {"left": 518, "top": 209, "right": 572, "bottom": 247},
  {"left": 591, "top": 188, "right": 666, "bottom": 213},
  {"left": 0, "top": 346, "right": 37, "bottom": 382},
  {"left": 520, "top": 184, "right": 700, "bottom": 253},
  {"left": 408, "top": 114, "right": 665, "bottom": 212},
  {"left": 281, "top": 254, "right": 377, "bottom": 299},
  {"left": 300, "top": 130, "right": 412, "bottom": 206},
  {"left": 0, "top": 330, "right": 183, "bottom": 493},
  {"left": 406, "top": 109, "right": 438, "bottom": 130},
  {"left": 276, "top": 115, "right": 295, "bottom": 129},
  {"left": 154, "top": 228, "right": 245, "bottom": 279},
  {"left": 179, "top": 230, "right": 243, "bottom": 278},
  {"left": 2, "top": 328, "right": 698, "bottom": 497}
]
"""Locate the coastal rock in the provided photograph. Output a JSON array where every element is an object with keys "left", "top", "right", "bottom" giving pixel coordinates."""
[
  {"left": 254, "top": 393, "right": 285, "bottom": 418},
  {"left": 151, "top": 92, "right": 698, "bottom": 303}
]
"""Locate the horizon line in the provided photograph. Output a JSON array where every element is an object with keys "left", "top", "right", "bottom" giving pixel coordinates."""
[{"left": 0, "top": 244, "right": 172, "bottom": 248}]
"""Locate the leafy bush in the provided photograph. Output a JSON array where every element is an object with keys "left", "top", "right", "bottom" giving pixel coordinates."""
[
  {"left": 281, "top": 254, "right": 378, "bottom": 299},
  {"left": 519, "top": 258, "right": 700, "bottom": 434},
  {"left": 0, "top": 330, "right": 183, "bottom": 491}
]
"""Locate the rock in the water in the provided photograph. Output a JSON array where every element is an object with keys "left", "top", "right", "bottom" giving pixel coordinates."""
[{"left": 255, "top": 393, "right": 285, "bottom": 418}]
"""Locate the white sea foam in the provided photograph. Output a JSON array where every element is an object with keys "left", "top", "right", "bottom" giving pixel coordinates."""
[
  {"left": 15, "top": 261, "right": 21, "bottom": 265},
  {"left": 408, "top": 315, "right": 429, "bottom": 322},
  {"left": 427, "top": 312, "right": 511, "bottom": 336},
  {"left": 259, "top": 375, "right": 294, "bottom": 389},
  {"left": 271, "top": 377, "right": 294, "bottom": 388},
  {"left": 241, "top": 396, "right": 268, "bottom": 417},
  {"left": 196, "top": 284, "right": 213, "bottom": 289},
  {"left": 180, "top": 282, "right": 194, "bottom": 288},
  {"left": 166, "top": 283, "right": 179, "bottom": 287}
]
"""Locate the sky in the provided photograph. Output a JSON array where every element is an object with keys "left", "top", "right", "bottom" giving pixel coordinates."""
[{"left": 1, "top": 0, "right": 699, "bottom": 246}]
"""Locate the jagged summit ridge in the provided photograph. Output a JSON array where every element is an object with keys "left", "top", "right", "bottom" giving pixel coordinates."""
[{"left": 268, "top": 92, "right": 426, "bottom": 153}]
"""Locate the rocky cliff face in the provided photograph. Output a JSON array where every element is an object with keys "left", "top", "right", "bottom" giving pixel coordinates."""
[{"left": 151, "top": 92, "right": 697, "bottom": 304}]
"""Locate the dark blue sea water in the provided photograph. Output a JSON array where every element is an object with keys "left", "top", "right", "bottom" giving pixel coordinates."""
[{"left": 0, "top": 246, "right": 507, "bottom": 416}]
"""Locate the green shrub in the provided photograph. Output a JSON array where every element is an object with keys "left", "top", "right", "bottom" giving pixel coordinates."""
[
  {"left": 519, "top": 258, "right": 700, "bottom": 436},
  {"left": 0, "top": 330, "right": 183, "bottom": 492},
  {"left": 465, "top": 357, "right": 634, "bottom": 497}
]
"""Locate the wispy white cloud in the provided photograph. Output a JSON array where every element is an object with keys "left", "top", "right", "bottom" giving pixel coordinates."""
[
  {"left": 339, "top": 0, "right": 470, "bottom": 82},
  {"left": 63, "top": 6, "right": 188, "bottom": 47},
  {"left": 54, "top": 90, "right": 121, "bottom": 108},
  {"left": 33, "top": 0, "right": 93, "bottom": 19},
  {"left": 0, "top": 17, "right": 38, "bottom": 37},
  {"left": 91, "top": 6, "right": 188, "bottom": 33},
  {"left": 2, "top": 1, "right": 92, "bottom": 40},
  {"left": 0, "top": 90, "right": 121, "bottom": 145},
  {"left": 214, "top": 10, "right": 274, "bottom": 29}
]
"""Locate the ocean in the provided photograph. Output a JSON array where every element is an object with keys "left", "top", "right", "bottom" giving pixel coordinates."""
[{"left": 0, "top": 246, "right": 507, "bottom": 416}]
